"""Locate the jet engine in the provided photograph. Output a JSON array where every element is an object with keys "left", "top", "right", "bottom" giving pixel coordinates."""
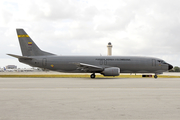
[{"left": 101, "top": 67, "right": 120, "bottom": 76}]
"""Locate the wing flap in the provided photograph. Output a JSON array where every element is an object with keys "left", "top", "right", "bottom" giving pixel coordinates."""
[{"left": 75, "top": 62, "right": 104, "bottom": 72}]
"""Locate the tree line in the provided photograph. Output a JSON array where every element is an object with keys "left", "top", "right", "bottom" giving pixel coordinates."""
[{"left": 169, "top": 66, "right": 180, "bottom": 72}]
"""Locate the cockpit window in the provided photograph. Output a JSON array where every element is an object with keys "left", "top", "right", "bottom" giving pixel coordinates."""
[
  {"left": 162, "top": 61, "right": 167, "bottom": 64},
  {"left": 157, "top": 60, "right": 167, "bottom": 64}
]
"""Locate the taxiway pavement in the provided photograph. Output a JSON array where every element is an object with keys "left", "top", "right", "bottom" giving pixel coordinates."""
[{"left": 0, "top": 78, "right": 180, "bottom": 120}]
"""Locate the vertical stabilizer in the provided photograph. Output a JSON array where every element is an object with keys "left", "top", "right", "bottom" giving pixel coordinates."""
[{"left": 17, "top": 29, "right": 54, "bottom": 56}]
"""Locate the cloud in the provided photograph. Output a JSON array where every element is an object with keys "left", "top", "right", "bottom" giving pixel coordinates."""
[{"left": 1, "top": 0, "right": 180, "bottom": 67}]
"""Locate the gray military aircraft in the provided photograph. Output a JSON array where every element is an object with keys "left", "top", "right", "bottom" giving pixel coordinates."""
[{"left": 8, "top": 29, "right": 173, "bottom": 78}]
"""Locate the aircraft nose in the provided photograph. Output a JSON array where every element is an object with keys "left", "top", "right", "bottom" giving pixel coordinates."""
[{"left": 168, "top": 64, "right": 173, "bottom": 70}]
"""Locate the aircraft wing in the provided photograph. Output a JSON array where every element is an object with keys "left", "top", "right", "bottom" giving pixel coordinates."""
[{"left": 75, "top": 63, "right": 104, "bottom": 72}]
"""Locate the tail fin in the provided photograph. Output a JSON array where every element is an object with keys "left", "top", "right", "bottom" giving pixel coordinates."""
[{"left": 17, "top": 29, "right": 54, "bottom": 56}]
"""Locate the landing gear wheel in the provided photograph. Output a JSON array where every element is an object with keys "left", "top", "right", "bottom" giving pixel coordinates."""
[
  {"left": 90, "top": 74, "right": 96, "bottom": 79},
  {"left": 154, "top": 75, "right": 158, "bottom": 79}
]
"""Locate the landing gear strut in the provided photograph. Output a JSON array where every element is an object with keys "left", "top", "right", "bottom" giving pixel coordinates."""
[
  {"left": 154, "top": 75, "right": 158, "bottom": 79},
  {"left": 90, "top": 73, "right": 96, "bottom": 79}
]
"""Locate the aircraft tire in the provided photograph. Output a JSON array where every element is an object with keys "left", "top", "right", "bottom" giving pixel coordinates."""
[
  {"left": 154, "top": 75, "right": 158, "bottom": 79},
  {"left": 90, "top": 74, "right": 96, "bottom": 79}
]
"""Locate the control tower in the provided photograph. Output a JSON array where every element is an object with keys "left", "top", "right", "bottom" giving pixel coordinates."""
[{"left": 107, "top": 42, "right": 112, "bottom": 56}]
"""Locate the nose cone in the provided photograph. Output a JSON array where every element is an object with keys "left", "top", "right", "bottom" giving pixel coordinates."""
[{"left": 168, "top": 64, "right": 173, "bottom": 70}]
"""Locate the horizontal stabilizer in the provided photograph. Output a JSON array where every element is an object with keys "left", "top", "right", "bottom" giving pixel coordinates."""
[{"left": 7, "top": 54, "right": 32, "bottom": 59}]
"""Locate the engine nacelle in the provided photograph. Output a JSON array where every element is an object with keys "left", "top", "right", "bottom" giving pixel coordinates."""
[{"left": 101, "top": 67, "right": 120, "bottom": 76}]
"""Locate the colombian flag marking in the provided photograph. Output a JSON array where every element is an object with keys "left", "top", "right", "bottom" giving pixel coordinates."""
[
  {"left": 51, "top": 65, "right": 54, "bottom": 68},
  {"left": 28, "top": 42, "right": 32, "bottom": 45}
]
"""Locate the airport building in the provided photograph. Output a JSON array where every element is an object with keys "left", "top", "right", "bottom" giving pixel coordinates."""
[{"left": 6, "top": 65, "right": 17, "bottom": 69}]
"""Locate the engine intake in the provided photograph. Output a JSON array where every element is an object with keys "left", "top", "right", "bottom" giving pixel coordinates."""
[{"left": 101, "top": 67, "right": 120, "bottom": 76}]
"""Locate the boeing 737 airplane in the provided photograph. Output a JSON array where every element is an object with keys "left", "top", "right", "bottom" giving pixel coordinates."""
[{"left": 7, "top": 29, "right": 173, "bottom": 78}]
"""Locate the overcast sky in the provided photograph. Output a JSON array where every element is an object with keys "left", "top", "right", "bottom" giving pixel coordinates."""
[{"left": 0, "top": 0, "right": 180, "bottom": 68}]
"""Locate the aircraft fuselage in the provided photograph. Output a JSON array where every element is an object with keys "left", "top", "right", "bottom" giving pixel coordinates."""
[
  {"left": 8, "top": 29, "right": 173, "bottom": 79},
  {"left": 19, "top": 55, "right": 170, "bottom": 74}
]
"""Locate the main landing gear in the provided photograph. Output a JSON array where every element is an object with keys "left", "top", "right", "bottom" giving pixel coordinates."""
[{"left": 90, "top": 73, "right": 96, "bottom": 79}]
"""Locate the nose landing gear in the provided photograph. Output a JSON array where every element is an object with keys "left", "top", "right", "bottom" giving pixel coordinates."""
[
  {"left": 154, "top": 75, "right": 158, "bottom": 79},
  {"left": 90, "top": 73, "right": 96, "bottom": 79}
]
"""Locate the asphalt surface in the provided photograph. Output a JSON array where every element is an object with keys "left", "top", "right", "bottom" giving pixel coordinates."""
[{"left": 0, "top": 78, "right": 180, "bottom": 120}]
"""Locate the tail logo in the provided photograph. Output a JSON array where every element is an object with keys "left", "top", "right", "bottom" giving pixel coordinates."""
[{"left": 18, "top": 35, "right": 29, "bottom": 37}]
